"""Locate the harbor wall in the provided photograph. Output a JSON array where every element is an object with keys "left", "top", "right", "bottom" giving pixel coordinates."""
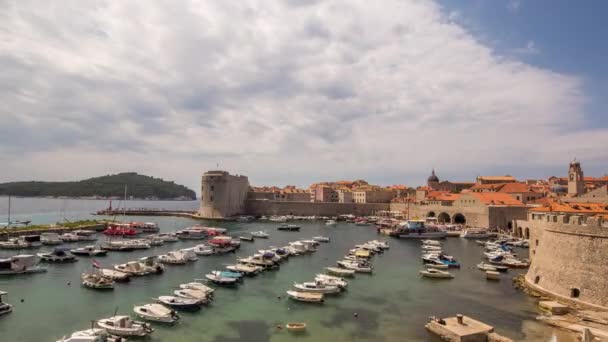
[
  {"left": 524, "top": 215, "right": 608, "bottom": 310},
  {"left": 245, "top": 200, "right": 389, "bottom": 216}
]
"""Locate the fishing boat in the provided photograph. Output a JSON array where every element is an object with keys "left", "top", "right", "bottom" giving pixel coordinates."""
[
  {"left": 159, "top": 251, "right": 188, "bottom": 265},
  {"left": 314, "top": 274, "right": 348, "bottom": 289},
  {"left": 460, "top": 228, "right": 492, "bottom": 239},
  {"left": 312, "top": 236, "right": 330, "bottom": 242},
  {"left": 391, "top": 220, "right": 447, "bottom": 239},
  {"left": 325, "top": 220, "right": 337, "bottom": 227},
  {"left": 419, "top": 268, "right": 454, "bottom": 279},
  {"left": 250, "top": 231, "right": 269, "bottom": 238},
  {"left": 486, "top": 271, "right": 500, "bottom": 280},
  {"left": 38, "top": 247, "right": 77, "bottom": 263},
  {"left": 40, "top": 233, "right": 63, "bottom": 245},
  {"left": 173, "top": 289, "right": 209, "bottom": 303},
  {"left": 157, "top": 232, "right": 179, "bottom": 242},
  {"left": 286, "top": 290, "right": 324, "bottom": 303},
  {"left": 277, "top": 224, "right": 300, "bottom": 231},
  {"left": 71, "top": 245, "right": 107, "bottom": 257},
  {"left": 325, "top": 267, "right": 355, "bottom": 277},
  {"left": 114, "top": 261, "right": 149, "bottom": 276},
  {"left": 205, "top": 271, "right": 239, "bottom": 285},
  {"left": 0, "top": 291, "right": 12, "bottom": 316},
  {"left": 82, "top": 273, "right": 114, "bottom": 290},
  {"left": 225, "top": 264, "right": 262, "bottom": 276},
  {"left": 179, "top": 282, "right": 215, "bottom": 296},
  {"left": 156, "top": 296, "right": 202, "bottom": 311},
  {"left": 99, "top": 268, "right": 130, "bottom": 282},
  {"left": 56, "top": 328, "right": 122, "bottom": 342},
  {"left": 192, "top": 244, "right": 214, "bottom": 256},
  {"left": 96, "top": 315, "right": 153, "bottom": 337},
  {"left": 238, "top": 235, "right": 254, "bottom": 242},
  {"left": 337, "top": 260, "right": 372, "bottom": 273},
  {"left": 0, "top": 255, "right": 47, "bottom": 275},
  {"left": 133, "top": 303, "right": 180, "bottom": 324},
  {"left": 286, "top": 322, "right": 307, "bottom": 332}
]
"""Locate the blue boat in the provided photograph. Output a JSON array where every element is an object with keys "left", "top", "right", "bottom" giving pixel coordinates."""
[{"left": 220, "top": 271, "right": 243, "bottom": 279}]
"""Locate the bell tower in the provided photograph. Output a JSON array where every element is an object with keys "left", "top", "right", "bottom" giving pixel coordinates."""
[{"left": 567, "top": 159, "right": 584, "bottom": 196}]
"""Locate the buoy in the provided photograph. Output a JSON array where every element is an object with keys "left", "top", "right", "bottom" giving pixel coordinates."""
[
  {"left": 20, "top": 299, "right": 24, "bottom": 303},
  {"left": 353, "top": 312, "right": 359, "bottom": 318},
  {"left": 67, "top": 281, "right": 71, "bottom": 286}
]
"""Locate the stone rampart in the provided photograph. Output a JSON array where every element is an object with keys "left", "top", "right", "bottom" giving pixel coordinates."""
[
  {"left": 525, "top": 216, "right": 608, "bottom": 310},
  {"left": 245, "top": 200, "right": 389, "bottom": 216}
]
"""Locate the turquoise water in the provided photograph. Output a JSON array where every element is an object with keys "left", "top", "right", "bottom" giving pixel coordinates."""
[{"left": 0, "top": 198, "right": 572, "bottom": 341}]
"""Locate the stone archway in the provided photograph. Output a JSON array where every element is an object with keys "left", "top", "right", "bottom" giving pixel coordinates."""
[
  {"left": 438, "top": 212, "right": 451, "bottom": 224},
  {"left": 452, "top": 213, "right": 466, "bottom": 224},
  {"left": 427, "top": 211, "right": 436, "bottom": 218},
  {"left": 525, "top": 227, "right": 530, "bottom": 240},
  {"left": 517, "top": 227, "right": 523, "bottom": 238}
]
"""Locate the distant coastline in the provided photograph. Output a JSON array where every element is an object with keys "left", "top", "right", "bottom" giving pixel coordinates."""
[{"left": 0, "top": 195, "right": 198, "bottom": 201}]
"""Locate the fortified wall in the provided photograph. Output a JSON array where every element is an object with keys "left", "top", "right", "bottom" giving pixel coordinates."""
[
  {"left": 245, "top": 200, "right": 389, "bottom": 217},
  {"left": 523, "top": 214, "right": 608, "bottom": 310}
]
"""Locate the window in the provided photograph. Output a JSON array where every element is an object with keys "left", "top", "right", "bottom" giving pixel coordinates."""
[
  {"left": 211, "top": 185, "right": 215, "bottom": 191},
  {"left": 570, "top": 288, "right": 580, "bottom": 298},
  {"left": 210, "top": 196, "right": 214, "bottom": 202},
  {"left": 534, "top": 276, "right": 540, "bottom": 284},
  {"left": 535, "top": 239, "right": 539, "bottom": 246}
]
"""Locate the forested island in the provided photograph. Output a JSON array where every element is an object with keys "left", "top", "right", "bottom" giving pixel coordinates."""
[{"left": 0, "top": 173, "right": 196, "bottom": 200}]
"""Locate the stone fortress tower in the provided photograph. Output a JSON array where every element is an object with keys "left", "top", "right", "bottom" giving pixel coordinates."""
[
  {"left": 567, "top": 159, "right": 584, "bottom": 196},
  {"left": 198, "top": 170, "right": 250, "bottom": 218}
]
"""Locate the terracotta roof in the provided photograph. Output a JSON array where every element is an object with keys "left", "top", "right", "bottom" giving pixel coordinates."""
[
  {"left": 477, "top": 176, "right": 516, "bottom": 181},
  {"left": 530, "top": 202, "right": 608, "bottom": 214},
  {"left": 468, "top": 192, "right": 524, "bottom": 206},
  {"left": 470, "top": 183, "right": 506, "bottom": 191},
  {"left": 417, "top": 186, "right": 433, "bottom": 191},
  {"left": 430, "top": 193, "right": 461, "bottom": 202},
  {"left": 498, "top": 183, "right": 533, "bottom": 194}
]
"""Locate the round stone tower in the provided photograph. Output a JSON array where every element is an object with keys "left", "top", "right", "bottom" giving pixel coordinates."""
[{"left": 199, "top": 170, "right": 250, "bottom": 218}]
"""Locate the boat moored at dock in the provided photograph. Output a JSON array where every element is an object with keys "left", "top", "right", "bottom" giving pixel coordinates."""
[
  {"left": 96, "top": 315, "right": 153, "bottom": 338},
  {"left": 134, "top": 303, "right": 180, "bottom": 324},
  {"left": 38, "top": 247, "right": 77, "bottom": 263}
]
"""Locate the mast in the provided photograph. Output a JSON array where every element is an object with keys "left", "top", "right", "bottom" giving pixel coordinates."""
[
  {"left": 123, "top": 184, "right": 127, "bottom": 218},
  {"left": 7, "top": 195, "right": 10, "bottom": 229}
]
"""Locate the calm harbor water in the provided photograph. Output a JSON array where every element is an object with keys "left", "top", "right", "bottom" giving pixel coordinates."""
[{"left": 0, "top": 198, "right": 573, "bottom": 341}]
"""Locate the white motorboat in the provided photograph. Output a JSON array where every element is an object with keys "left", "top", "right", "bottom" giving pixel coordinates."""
[
  {"left": 294, "top": 281, "right": 340, "bottom": 294},
  {"left": 368, "top": 240, "right": 390, "bottom": 249},
  {"left": 225, "top": 264, "right": 262, "bottom": 276},
  {"left": 392, "top": 220, "right": 447, "bottom": 239},
  {"left": 179, "top": 282, "right": 215, "bottom": 295},
  {"left": 134, "top": 303, "right": 180, "bottom": 324},
  {"left": 125, "top": 239, "right": 151, "bottom": 250},
  {"left": 173, "top": 289, "right": 209, "bottom": 303},
  {"left": 325, "top": 267, "right": 355, "bottom": 277},
  {"left": 146, "top": 235, "right": 164, "bottom": 246},
  {"left": 422, "top": 245, "right": 442, "bottom": 251},
  {"left": 179, "top": 248, "right": 199, "bottom": 262},
  {"left": 96, "top": 315, "right": 153, "bottom": 337},
  {"left": 176, "top": 228, "right": 206, "bottom": 240},
  {"left": 250, "top": 231, "right": 269, "bottom": 238},
  {"left": 114, "top": 261, "right": 149, "bottom": 276},
  {"left": 0, "top": 291, "right": 12, "bottom": 316},
  {"left": 157, "top": 232, "right": 179, "bottom": 242},
  {"left": 73, "top": 230, "right": 97, "bottom": 241},
  {"left": 193, "top": 244, "right": 214, "bottom": 256},
  {"left": 337, "top": 261, "right": 372, "bottom": 273},
  {"left": 286, "top": 290, "right": 324, "bottom": 303},
  {"left": 99, "top": 268, "right": 130, "bottom": 282},
  {"left": 239, "top": 235, "right": 254, "bottom": 242},
  {"left": 0, "top": 255, "right": 47, "bottom": 275},
  {"left": 315, "top": 274, "right": 348, "bottom": 289},
  {"left": 238, "top": 255, "right": 277, "bottom": 268},
  {"left": 159, "top": 251, "right": 188, "bottom": 265},
  {"left": 71, "top": 245, "right": 107, "bottom": 257},
  {"left": 426, "top": 263, "right": 449, "bottom": 270},
  {"left": 421, "top": 240, "right": 441, "bottom": 246},
  {"left": 56, "top": 328, "right": 120, "bottom": 342},
  {"left": 477, "top": 262, "right": 497, "bottom": 272},
  {"left": 325, "top": 220, "right": 337, "bottom": 227},
  {"left": 59, "top": 233, "right": 80, "bottom": 242},
  {"left": 312, "top": 236, "right": 330, "bottom": 243},
  {"left": 38, "top": 247, "right": 77, "bottom": 262},
  {"left": 0, "top": 237, "right": 28, "bottom": 249},
  {"left": 139, "top": 256, "right": 165, "bottom": 274},
  {"left": 141, "top": 222, "right": 160, "bottom": 233},
  {"left": 81, "top": 273, "right": 114, "bottom": 290},
  {"left": 460, "top": 228, "right": 492, "bottom": 239},
  {"left": 41, "top": 232, "right": 63, "bottom": 245},
  {"left": 205, "top": 271, "right": 239, "bottom": 285},
  {"left": 269, "top": 215, "right": 287, "bottom": 223},
  {"left": 419, "top": 268, "right": 454, "bottom": 279},
  {"left": 156, "top": 296, "right": 202, "bottom": 311}
]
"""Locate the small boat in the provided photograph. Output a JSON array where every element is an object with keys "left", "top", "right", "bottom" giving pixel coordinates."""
[
  {"left": 139, "top": 256, "right": 165, "bottom": 274},
  {"left": 100, "top": 241, "right": 135, "bottom": 252},
  {"left": 59, "top": 233, "right": 80, "bottom": 242},
  {"left": 225, "top": 264, "right": 262, "bottom": 276},
  {"left": 460, "top": 228, "right": 492, "bottom": 239},
  {"left": 0, "top": 291, "right": 13, "bottom": 316},
  {"left": 426, "top": 263, "right": 449, "bottom": 270},
  {"left": 238, "top": 235, "right": 254, "bottom": 242},
  {"left": 73, "top": 230, "right": 97, "bottom": 241},
  {"left": 250, "top": 231, "right": 269, "bottom": 238},
  {"left": 38, "top": 247, "right": 77, "bottom": 263},
  {"left": 337, "top": 261, "right": 372, "bottom": 273},
  {"left": 140, "top": 222, "right": 160, "bottom": 233},
  {"left": 157, "top": 232, "right": 179, "bottom": 242},
  {"left": 205, "top": 271, "right": 239, "bottom": 285},
  {"left": 71, "top": 245, "right": 107, "bottom": 257},
  {"left": 96, "top": 315, "right": 153, "bottom": 337},
  {"left": 421, "top": 239, "right": 441, "bottom": 246},
  {"left": 176, "top": 228, "right": 207, "bottom": 240},
  {"left": 368, "top": 240, "right": 390, "bottom": 249},
  {"left": 146, "top": 235, "right": 164, "bottom": 246},
  {"left": 269, "top": 215, "right": 287, "bottom": 222},
  {"left": 312, "top": 236, "right": 330, "bottom": 242},
  {"left": 156, "top": 296, "right": 202, "bottom": 311},
  {"left": 354, "top": 249, "right": 371, "bottom": 259},
  {"left": 0, "top": 255, "right": 47, "bottom": 275},
  {"left": 56, "top": 328, "right": 121, "bottom": 342},
  {"left": 422, "top": 245, "right": 442, "bottom": 251},
  {"left": 486, "top": 271, "right": 500, "bottom": 280},
  {"left": 179, "top": 282, "right": 215, "bottom": 295},
  {"left": 99, "top": 268, "right": 130, "bottom": 282},
  {"left": 114, "top": 261, "right": 149, "bottom": 276},
  {"left": 159, "top": 251, "right": 188, "bottom": 265},
  {"left": 0, "top": 238, "right": 28, "bottom": 249},
  {"left": 325, "top": 220, "right": 337, "bottom": 227},
  {"left": 41, "top": 233, "right": 63, "bottom": 245},
  {"left": 476, "top": 262, "right": 497, "bottom": 272},
  {"left": 193, "top": 244, "right": 214, "bottom": 256},
  {"left": 134, "top": 303, "right": 180, "bottom": 324},
  {"left": 294, "top": 281, "right": 340, "bottom": 294},
  {"left": 325, "top": 267, "right": 355, "bottom": 277},
  {"left": 179, "top": 248, "right": 199, "bottom": 262},
  {"left": 81, "top": 273, "right": 114, "bottom": 290},
  {"left": 173, "top": 289, "right": 209, "bottom": 303},
  {"left": 286, "top": 322, "right": 307, "bottom": 332},
  {"left": 286, "top": 290, "right": 324, "bottom": 303},
  {"left": 277, "top": 224, "right": 300, "bottom": 231},
  {"left": 419, "top": 268, "right": 454, "bottom": 279},
  {"left": 315, "top": 274, "right": 348, "bottom": 289}
]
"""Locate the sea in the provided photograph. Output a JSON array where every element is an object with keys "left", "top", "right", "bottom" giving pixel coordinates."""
[{"left": 0, "top": 197, "right": 576, "bottom": 341}]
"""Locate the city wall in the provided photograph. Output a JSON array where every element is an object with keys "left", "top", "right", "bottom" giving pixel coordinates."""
[
  {"left": 245, "top": 200, "right": 389, "bottom": 216},
  {"left": 523, "top": 215, "right": 608, "bottom": 310}
]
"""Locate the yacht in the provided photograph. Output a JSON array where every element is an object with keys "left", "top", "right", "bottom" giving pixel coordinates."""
[
  {"left": 96, "top": 315, "right": 153, "bottom": 338},
  {"left": 179, "top": 248, "right": 199, "bottom": 262},
  {"left": 41, "top": 232, "right": 63, "bottom": 245},
  {"left": 38, "top": 247, "right": 77, "bottom": 263},
  {"left": 59, "top": 233, "right": 81, "bottom": 242},
  {"left": 460, "top": 228, "right": 492, "bottom": 239},
  {"left": 141, "top": 222, "right": 160, "bottom": 233},
  {"left": 139, "top": 256, "right": 165, "bottom": 274},
  {"left": 0, "top": 238, "right": 28, "bottom": 249},
  {"left": 0, "top": 291, "right": 12, "bottom": 317},
  {"left": 0, "top": 255, "right": 47, "bottom": 275},
  {"left": 71, "top": 245, "right": 107, "bottom": 257},
  {"left": 315, "top": 274, "right": 348, "bottom": 289},
  {"left": 133, "top": 303, "right": 179, "bottom": 324},
  {"left": 391, "top": 220, "right": 447, "bottom": 239},
  {"left": 101, "top": 241, "right": 135, "bottom": 252},
  {"left": 269, "top": 215, "right": 288, "bottom": 223},
  {"left": 336, "top": 260, "right": 372, "bottom": 273}
]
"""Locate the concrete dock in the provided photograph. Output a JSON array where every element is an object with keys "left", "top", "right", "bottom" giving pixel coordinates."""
[{"left": 426, "top": 314, "right": 513, "bottom": 342}]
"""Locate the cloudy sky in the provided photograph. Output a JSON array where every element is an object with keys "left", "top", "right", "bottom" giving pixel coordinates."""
[{"left": 1, "top": 0, "right": 607, "bottom": 192}]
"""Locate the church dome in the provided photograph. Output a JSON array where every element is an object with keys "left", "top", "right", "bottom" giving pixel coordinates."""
[{"left": 427, "top": 169, "right": 439, "bottom": 183}]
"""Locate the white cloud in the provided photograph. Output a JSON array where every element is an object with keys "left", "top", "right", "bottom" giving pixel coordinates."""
[{"left": 0, "top": 0, "right": 605, "bottom": 191}]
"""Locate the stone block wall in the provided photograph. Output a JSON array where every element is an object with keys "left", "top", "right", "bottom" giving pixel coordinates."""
[{"left": 245, "top": 200, "right": 389, "bottom": 216}]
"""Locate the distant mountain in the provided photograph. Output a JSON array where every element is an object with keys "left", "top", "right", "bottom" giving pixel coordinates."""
[{"left": 0, "top": 172, "right": 197, "bottom": 200}]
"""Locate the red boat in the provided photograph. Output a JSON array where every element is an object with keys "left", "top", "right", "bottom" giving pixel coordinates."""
[{"left": 103, "top": 223, "right": 138, "bottom": 236}]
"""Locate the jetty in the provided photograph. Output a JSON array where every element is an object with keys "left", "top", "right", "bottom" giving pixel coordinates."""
[
  {"left": 96, "top": 208, "right": 198, "bottom": 218},
  {"left": 426, "top": 314, "right": 512, "bottom": 342}
]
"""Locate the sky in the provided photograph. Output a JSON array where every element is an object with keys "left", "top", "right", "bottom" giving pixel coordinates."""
[{"left": 0, "top": 0, "right": 607, "bottom": 193}]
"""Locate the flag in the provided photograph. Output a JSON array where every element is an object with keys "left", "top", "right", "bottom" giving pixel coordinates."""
[{"left": 92, "top": 260, "right": 102, "bottom": 269}]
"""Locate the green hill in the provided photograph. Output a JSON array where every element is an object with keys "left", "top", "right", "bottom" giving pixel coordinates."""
[{"left": 0, "top": 173, "right": 196, "bottom": 200}]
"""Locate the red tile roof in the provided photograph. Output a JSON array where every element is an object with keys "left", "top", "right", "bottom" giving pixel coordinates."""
[
  {"left": 468, "top": 192, "right": 524, "bottom": 206},
  {"left": 498, "top": 183, "right": 534, "bottom": 194},
  {"left": 530, "top": 202, "right": 608, "bottom": 214}
]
